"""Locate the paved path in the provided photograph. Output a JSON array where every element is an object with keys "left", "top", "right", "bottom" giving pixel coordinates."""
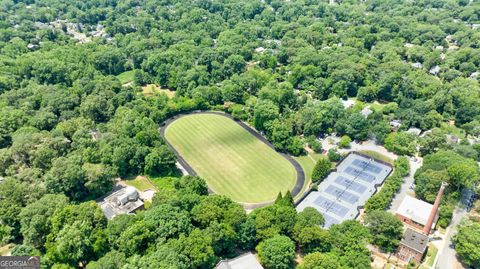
[
  {"left": 435, "top": 207, "right": 468, "bottom": 269},
  {"left": 160, "top": 111, "right": 305, "bottom": 210}
]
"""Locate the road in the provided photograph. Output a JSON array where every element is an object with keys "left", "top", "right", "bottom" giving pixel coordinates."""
[{"left": 434, "top": 206, "right": 468, "bottom": 269}]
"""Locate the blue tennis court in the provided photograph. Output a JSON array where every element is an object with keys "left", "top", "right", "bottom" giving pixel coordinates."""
[
  {"left": 334, "top": 176, "right": 368, "bottom": 194},
  {"left": 323, "top": 213, "right": 340, "bottom": 228},
  {"left": 325, "top": 185, "right": 359, "bottom": 204},
  {"left": 345, "top": 166, "right": 376, "bottom": 183},
  {"left": 313, "top": 196, "right": 349, "bottom": 217},
  {"left": 352, "top": 159, "right": 382, "bottom": 174}
]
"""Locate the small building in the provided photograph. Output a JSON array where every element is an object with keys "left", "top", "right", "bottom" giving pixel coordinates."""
[
  {"left": 360, "top": 107, "right": 373, "bottom": 118},
  {"left": 429, "top": 65, "right": 440, "bottom": 75},
  {"left": 215, "top": 252, "right": 263, "bottom": 269},
  {"left": 406, "top": 127, "right": 422, "bottom": 136},
  {"left": 341, "top": 99, "right": 355, "bottom": 109},
  {"left": 396, "top": 228, "right": 429, "bottom": 264},
  {"left": 390, "top": 120, "right": 402, "bottom": 130},
  {"left": 254, "top": 47, "right": 266, "bottom": 53},
  {"left": 411, "top": 62, "right": 423, "bottom": 69},
  {"left": 99, "top": 186, "right": 144, "bottom": 220},
  {"left": 395, "top": 196, "right": 435, "bottom": 232}
]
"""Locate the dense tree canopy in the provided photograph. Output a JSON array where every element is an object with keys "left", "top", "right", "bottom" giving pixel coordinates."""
[{"left": 0, "top": 0, "right": 479, "bottom": 267}]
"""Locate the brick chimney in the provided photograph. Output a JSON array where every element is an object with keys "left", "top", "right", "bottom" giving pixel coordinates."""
[{"left": 423, "top": 182, "right": 448, "bottom": 235}]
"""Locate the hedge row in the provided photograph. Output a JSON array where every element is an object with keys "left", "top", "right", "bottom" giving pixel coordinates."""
[{"left": 364, "top": 156, "right": 410, "bottom": 212}]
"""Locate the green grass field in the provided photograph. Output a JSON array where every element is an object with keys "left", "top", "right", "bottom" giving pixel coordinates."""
[
  {"left": 116, "top": 70, "right": 135, "bottom": 84},
  {"left": 164, "top": 113, "right": 297, "bottom": 203},
  {"left": 294, "top": 152, "right": 322, "bottom": 196}
]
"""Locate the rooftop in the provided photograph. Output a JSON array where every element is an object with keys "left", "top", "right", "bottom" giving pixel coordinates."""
[
  {"left": 400, "top": 228, "right": 429, "bottom": 253},
  {"left": 98, "top": 186, "right": 144, "bottom": 220},
  {"left": 360, "top": 107, "right": 373, "bottom": 118},
  {"left": 215, "top": 252, "right": 263, "bottom": 269},
  {"left": 396, "top": 196, "right": 433, "bottom": 226}
]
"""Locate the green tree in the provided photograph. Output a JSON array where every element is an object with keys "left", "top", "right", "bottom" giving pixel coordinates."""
[
  {"left": 454, "top": 222, "right": 480, "bottom": 268},
  {"left": 253, "top": 99, "right": 280, "bottom": 131},
  {"left": 257, "top": 235, "right": 295, "bottom": 269},
  {"left": 20, "top": 194, "right": 69, "bottom": 248},
  {"left": 297, "top": 252, "right": 342, "bottom": 269},
  {"left": 327, "top": 149, "right": 342, "bottom": 162},
  {"left": 312, "top": 158, "right": 332, "bottom": 183},
  {"left": 86, "top": 251, "right": 126, "bottom": 269},
  {"left": 144, "top": 145, "right": 176, "bottom": 176},
  {"left": 384, "top": 132, "right": 417, "bottom": 156},
  {"left": 364, "top": 211, "right": 403, "bottom": 253},
  {"left": 338, "top": 135, "right": 352, "bottom": 149}
]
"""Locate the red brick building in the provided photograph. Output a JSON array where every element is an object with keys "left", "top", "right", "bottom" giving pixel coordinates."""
[
  {"left": 396, "top": 228, "right": 428, "bottom": 264},
  {"left": 395, "top": 196, "right": 435, "bottom": 232}
]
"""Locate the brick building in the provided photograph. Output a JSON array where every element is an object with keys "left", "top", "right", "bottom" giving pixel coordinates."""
[
  {"left": 395, "top": 195, "right": 435, "bottom": 232},
  {"left": 396, "top": 228, "right": 428, "bottom": 264}
]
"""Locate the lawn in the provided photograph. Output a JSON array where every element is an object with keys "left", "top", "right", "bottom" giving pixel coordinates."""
[
  {"left": 422, "top": 244, "right": 438, "bottom": 268},
  {"left": 357, "top": 150, "right": 394, "bottom": 165},
  {"left": 294, "top": 153, "right": 322, "bottom": 196},
  {"left": 0, "top": 244, "right": 14, "bottom": 256},
  {"left": 142, "top": 84, "right": 175, "bottom": 98},
  {"left": 164, "top": 113, "right": 297, "bottom": 204},
  {"left": 123, "top": 176, "right": 157, "bottom": 192},
  {"left": 116, "top": 70, "right": 135, "bottom": 84}
]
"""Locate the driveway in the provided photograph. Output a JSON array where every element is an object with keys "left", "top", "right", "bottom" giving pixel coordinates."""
[{"left": 388, "top": 156, "right": 423, "bottom": 213}]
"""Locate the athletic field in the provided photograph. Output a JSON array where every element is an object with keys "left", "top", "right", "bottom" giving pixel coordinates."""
[{"left": 164, "top": 113, "right": 297, "bottom": 203}]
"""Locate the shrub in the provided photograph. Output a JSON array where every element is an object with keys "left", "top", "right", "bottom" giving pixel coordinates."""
[
  {"left": 338, "top": 135, "right": 352, "bottom": 149},
  {"left": 327, "top": 149, "right": 341, "bottom": 162}
]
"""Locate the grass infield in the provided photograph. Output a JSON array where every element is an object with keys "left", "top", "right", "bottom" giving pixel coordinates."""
[{"left": 164, "top": 113, "right": 297, "bottom": 203}]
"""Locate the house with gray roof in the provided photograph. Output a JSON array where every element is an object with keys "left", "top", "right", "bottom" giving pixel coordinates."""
[{"left": 215, "top": 252, "right": 263, "bottom": 269}]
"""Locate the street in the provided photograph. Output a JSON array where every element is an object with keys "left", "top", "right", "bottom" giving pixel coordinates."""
[{"left": 434, "top": 206, "right": 468, "bottom": 269}]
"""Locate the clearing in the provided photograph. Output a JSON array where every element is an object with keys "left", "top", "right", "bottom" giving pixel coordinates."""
[{"left": 164, "top": 113, "right": 297, "bottom": 204}]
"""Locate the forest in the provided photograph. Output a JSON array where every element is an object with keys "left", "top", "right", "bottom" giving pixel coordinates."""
[{"left": 0, "top": 0, "right": 479, "bottom": 268}]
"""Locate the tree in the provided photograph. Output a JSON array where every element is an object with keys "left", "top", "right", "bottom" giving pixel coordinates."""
[
  {"left": 256, "top": 235, "right": 295, "bottom": 269},
  {"left": 251, "top": 204, "right": 297, "bottom": 241},
  {"left": 384, "top": 132, "right": 417, "bottom": 156},
  {"left": 86, "top": 251, "right": 126, "bottom": 269},
  {"left": 372, "top": 120, "right": 391, "bottom": 144},
  {"left": 144, "top": 145, "right": 176, "bottom": 176},
  {"left": 297, "top": 252, "right": 342, "bottom": 269},
  {"left": 364, "top": 211, "right": 403, "bottom": 253},
  {"left": 44, "top": 157, "right": 87, "bottom": 201},
  {"left": 116, "top": 220, "right": 154, "bottom": 256},
  {"left": 312, "top": 158, "right": 332, "bottom": 183},
  {"left": 253, "top": 99, "right": 280, "bottom": 131},
  {"left": 344, "top": 113, "right": 369, "bottom": 141},
  {"left": 45, "top": 221, "right": 97, "bottom": 267},
  {"left": 173, "top": 229, "right": 216, "bottom": 269},
  {"left": 20, "top": 194, "right": 69, "bottom": 248},
  {"left": 454, "top": 222, "right": 480, "bottom": 268},
  {"left": 338, "top": 135, "right": 352, "bottom": 149},
  {"left": 45, "top": 202, "right": 108, "bottom": 266}
]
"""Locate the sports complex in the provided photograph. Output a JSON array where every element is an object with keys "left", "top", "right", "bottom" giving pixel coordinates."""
[
  {"left": 296, "top": 152, "right": 392, "bottom": 228},
  {"left": 162, "top": 112, "right": 304, "bottom": 206}
]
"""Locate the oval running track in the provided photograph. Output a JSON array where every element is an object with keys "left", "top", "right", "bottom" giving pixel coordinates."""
[{"left": 160, "top": 111, "right": 305, "bottom": 210}]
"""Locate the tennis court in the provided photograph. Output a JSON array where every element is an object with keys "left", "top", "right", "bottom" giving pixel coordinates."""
[{"left": 296, "top": 152, "right": 392, "bottom": 228}]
